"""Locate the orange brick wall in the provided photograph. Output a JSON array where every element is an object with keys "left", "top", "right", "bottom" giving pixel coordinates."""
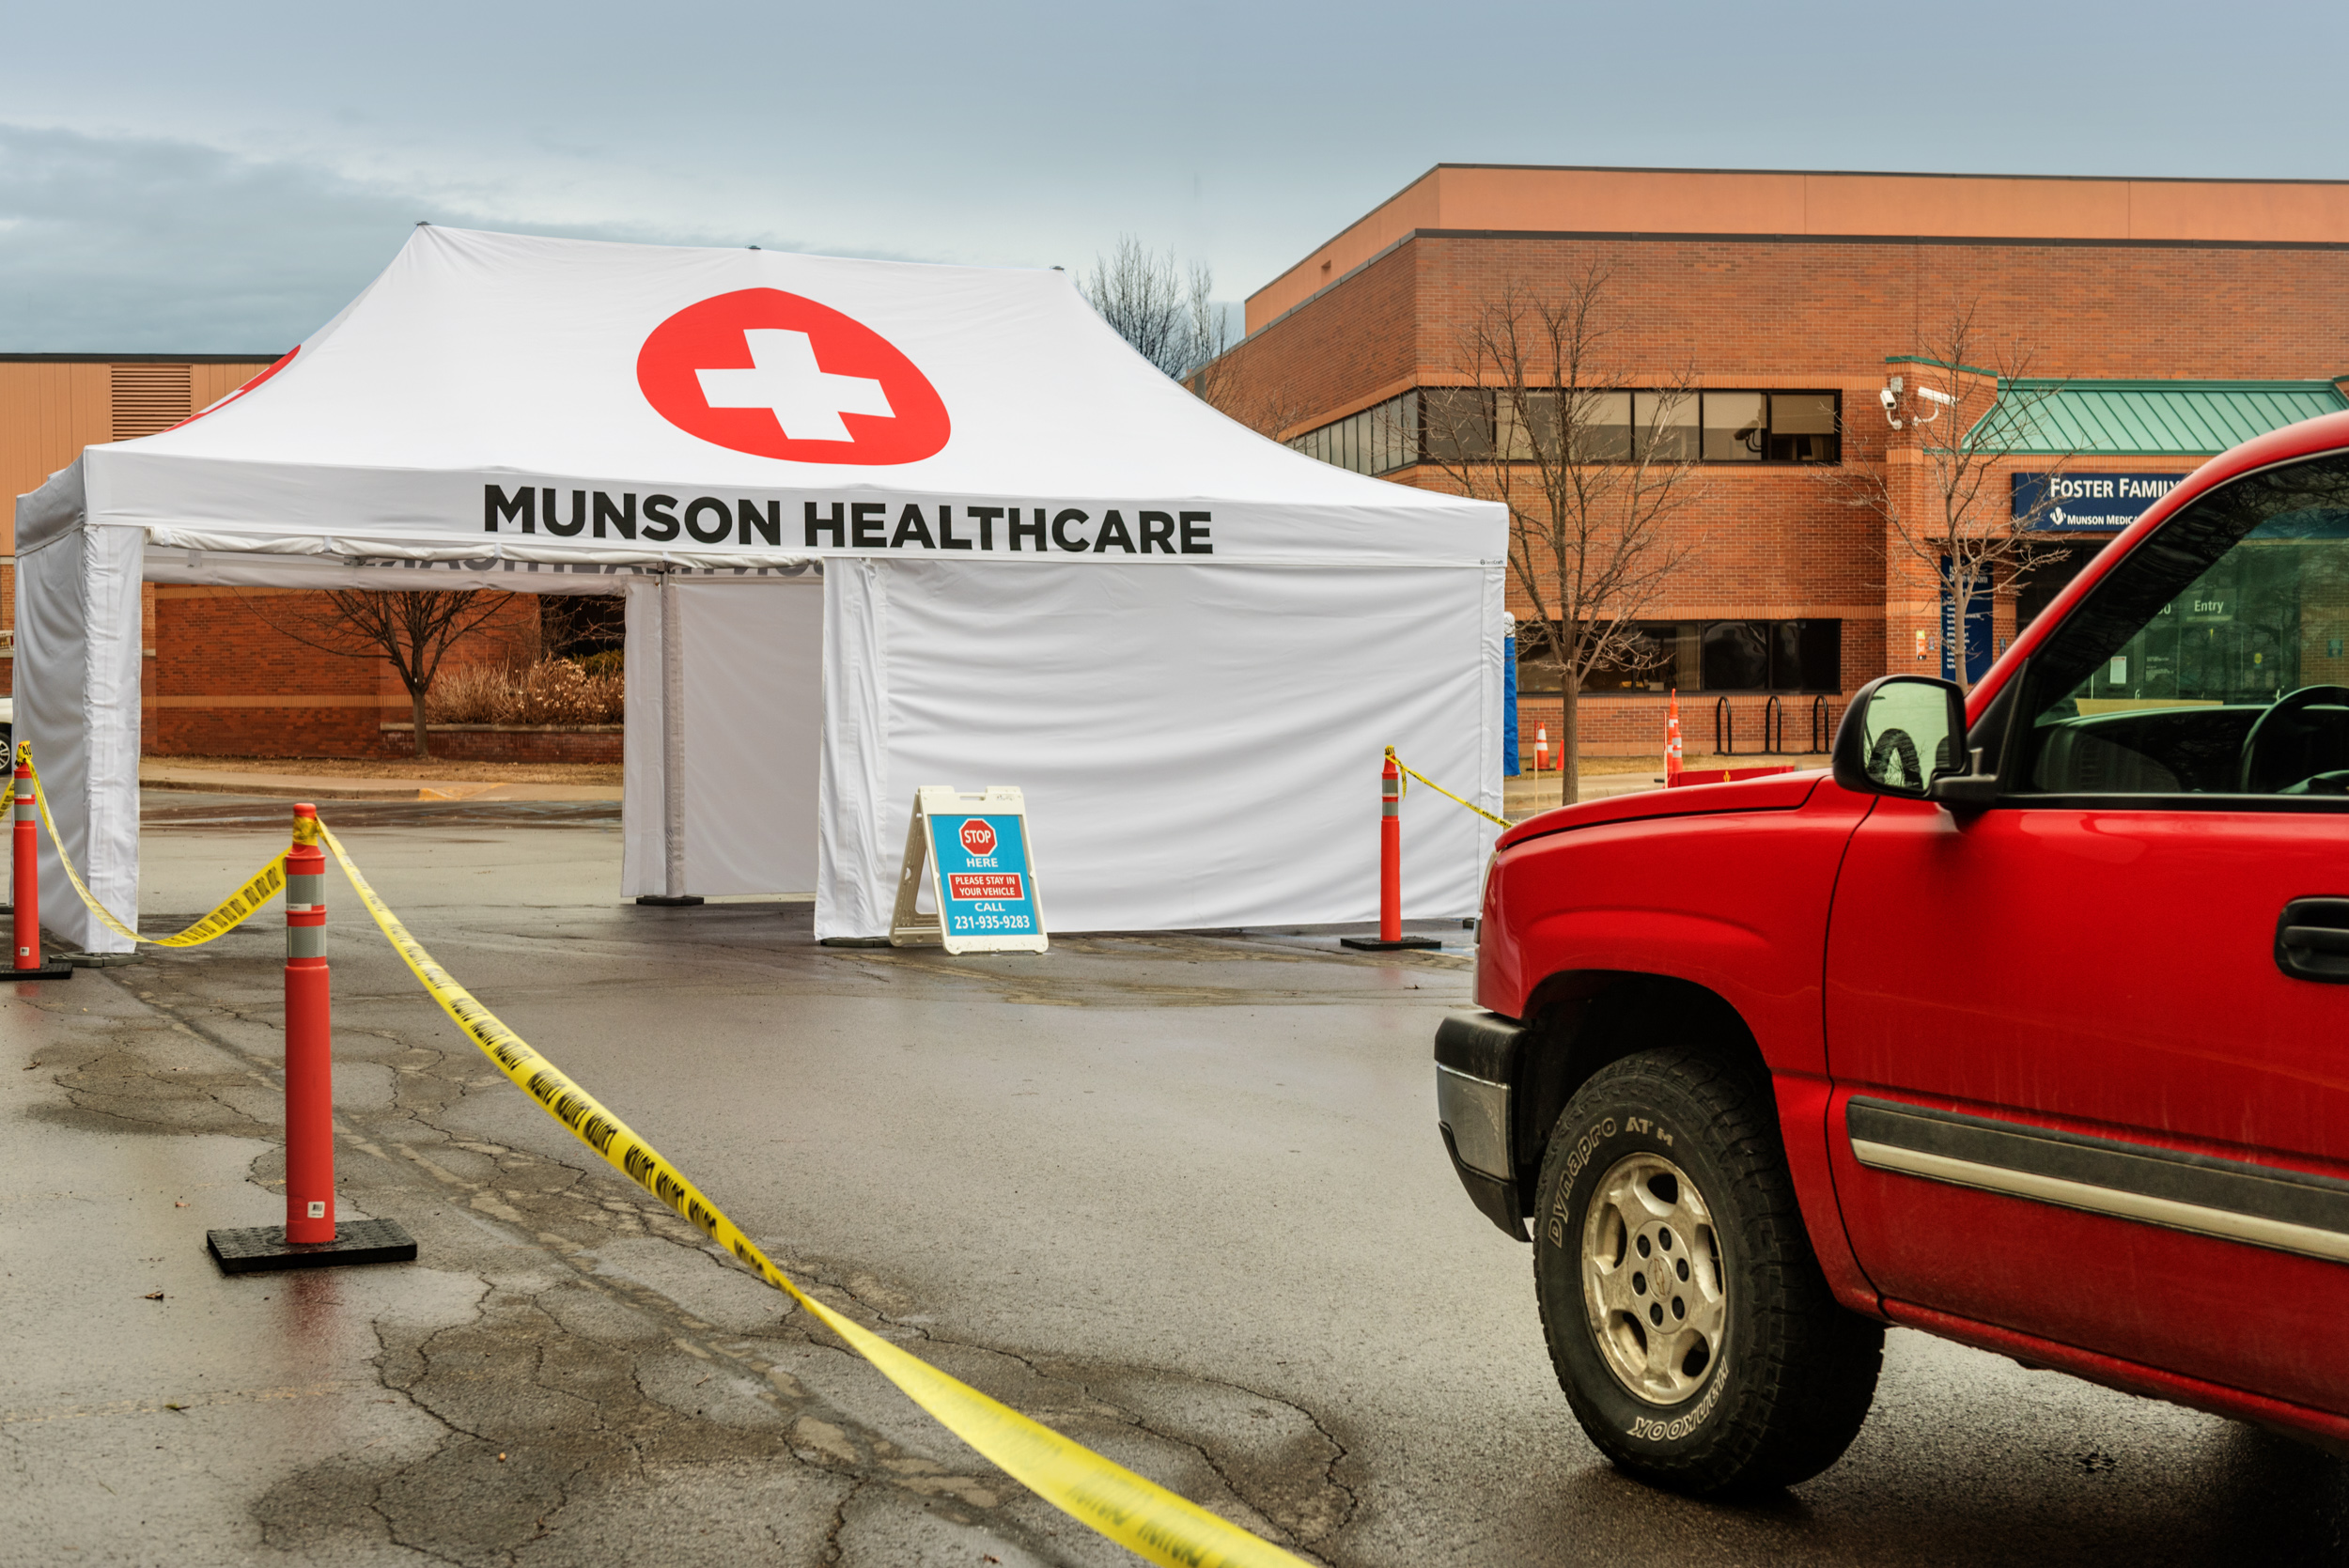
[
  {"left": 146, "top": 586, "right": 540, "bottom": 758},
  {"left": 1218, "top": 227, "right": 2349, "bottom": 755}
]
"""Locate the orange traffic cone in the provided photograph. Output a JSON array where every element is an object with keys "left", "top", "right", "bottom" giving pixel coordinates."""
[
  {"left": 1534, "top": 726, "right": 1550, "bottom": 773},
  {"left": 1665, "top": 691, "right": 1684, "bottom": 788}
]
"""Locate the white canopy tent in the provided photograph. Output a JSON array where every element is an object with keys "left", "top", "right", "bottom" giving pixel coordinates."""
[{"left": 14, "top": 227, "right": 1507, "bottom": 953}]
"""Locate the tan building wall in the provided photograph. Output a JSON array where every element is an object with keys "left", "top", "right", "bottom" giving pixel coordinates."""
[
  {"left": 1249, "top": 165, "right": 2349, "bottom": 334},
  {"left": 1213, "top": 166, "right": 2349, "bottom": 759},
  {"left": 1, "top": 356, "right": 280, "bottom": 705},
  {"left": 0, "top": 355, "right": 538, "bottom": 758}
]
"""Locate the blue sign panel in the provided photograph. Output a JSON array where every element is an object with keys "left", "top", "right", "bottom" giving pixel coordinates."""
[
  {"left": 926, "top": 812, "right": 1040, "bottom": 939},
  {"left": 1502, "top": 629, "right": 1519, "bottom": 777},
  {"left": 2013, "top": 472, "right": 2188, "bottom": 532}
]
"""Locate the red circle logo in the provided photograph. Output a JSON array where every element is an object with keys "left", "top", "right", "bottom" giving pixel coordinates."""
[
  {"left": 959, "top": 819, "right": 997, "bottom": 856},
  {"left": 636, "top": 288, "right": 949, "bottom": 465}
]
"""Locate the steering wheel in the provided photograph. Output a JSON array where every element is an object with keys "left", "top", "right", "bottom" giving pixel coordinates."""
[
  {"left": 1866, "top": 727, "right": 1923, "bottom": 790},
  {"left": 2237, "top": 684, "right": 2349, "bottom": 793}
]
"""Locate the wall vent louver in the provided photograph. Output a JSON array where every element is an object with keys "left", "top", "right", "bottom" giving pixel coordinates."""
[{"left": 110, "top": 363, "right": 194, "bottom": 440}]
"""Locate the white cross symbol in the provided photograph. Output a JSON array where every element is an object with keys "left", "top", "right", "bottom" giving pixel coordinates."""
[{"left": 695, "top": 329, "right": 894, "bottom": 442}]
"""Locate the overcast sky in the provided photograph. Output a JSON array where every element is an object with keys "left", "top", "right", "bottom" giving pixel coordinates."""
[{"left": 3, "top": 0, "right": 2343, "bottom": 352}]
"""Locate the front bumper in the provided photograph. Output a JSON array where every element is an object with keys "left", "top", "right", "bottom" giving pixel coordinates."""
[{"left": 1435, "top": 1011, "right": 1532, "bottom": 1241}]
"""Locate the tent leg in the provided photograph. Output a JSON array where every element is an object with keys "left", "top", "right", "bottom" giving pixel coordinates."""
[
  {"left": 655, "top": 573, "right": 694, "bottom": 904},
  {"left": 636, "top": 575, "right": 702, "bottom": 908}
]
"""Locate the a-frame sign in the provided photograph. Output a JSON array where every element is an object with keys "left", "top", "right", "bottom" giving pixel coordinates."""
[{"left": 889, "top": 784, "right": 1048, "bottom": 954}]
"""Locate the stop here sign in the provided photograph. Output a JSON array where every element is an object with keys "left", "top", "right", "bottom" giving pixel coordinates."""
[{"left": 894, "top": 786, "right": 1045, "bottom": 955}]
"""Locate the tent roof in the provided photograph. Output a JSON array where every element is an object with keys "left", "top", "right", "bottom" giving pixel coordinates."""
[{"left": 39, "top": 226, "right": 1501, "bottom": 568}]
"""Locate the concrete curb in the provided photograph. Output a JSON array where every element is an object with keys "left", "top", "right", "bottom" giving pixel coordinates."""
[{"left": 140, "top": 771, "right": 623, "bottom": 803}]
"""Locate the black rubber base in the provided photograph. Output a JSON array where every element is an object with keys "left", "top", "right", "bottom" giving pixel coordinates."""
[
  {"left": 1339, "top": 935, "right": 1444, "bottom": 951},
  {"left": 634, "top": 894, "right": 706, "bottom": 907},
  {"left": 5, "top": 961, "right": 77, "bottom": 980},
  {"left": 208, "top": 1218, "right": 418, "bottom": 1275}
]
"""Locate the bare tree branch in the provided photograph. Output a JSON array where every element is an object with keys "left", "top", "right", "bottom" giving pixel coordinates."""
[
  {"left": 1081, "top": 237, "right": 1228, "bottom": 380},
  {"left": 1817, "top": 301, "right": 2077, "bottom": 694},
  {"left": 252, "top": 588, "right": 524, "bottom": 759},
  {"left": 1419, "top": 268, "right": 1703, "bottom": 803}
]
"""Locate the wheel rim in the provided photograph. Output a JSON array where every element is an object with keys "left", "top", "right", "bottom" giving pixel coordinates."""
[{"left": 1579, "top": 1152, "right": 1727, "bottom": 1406}]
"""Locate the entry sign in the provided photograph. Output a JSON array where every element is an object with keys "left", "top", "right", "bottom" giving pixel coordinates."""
[{"left": 889, "top": 784, "right": 1047, "bottom": 954}]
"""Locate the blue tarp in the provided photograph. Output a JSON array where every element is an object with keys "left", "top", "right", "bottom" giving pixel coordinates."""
[{"left": 1503, "top": 630, "right": 1519, "bottom": 776}]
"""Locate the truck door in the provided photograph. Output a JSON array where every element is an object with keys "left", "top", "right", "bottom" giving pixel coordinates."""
[{"left": 1825, "top": 451, "right": 2349, "bottom": 1416}]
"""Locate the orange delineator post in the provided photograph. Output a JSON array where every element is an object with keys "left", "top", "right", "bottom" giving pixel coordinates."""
[
  {"left": 1378, "top": 753, "right": 1402, "bottom": 941},
  {"left": 282, "top": 804, "right": 335, "bottom": 1243},
  {"left": 1665, "top": 690, "right": 1685, "bottom": 789},
  {"left": 205, "top": 801, "right": 417, "bottom": 1273},
  {"left": 10, "top": 752, "right": 76, "bottom": 982},
  {"left": 1340, "top": 751, "right": 1440, "bottom": 953}
]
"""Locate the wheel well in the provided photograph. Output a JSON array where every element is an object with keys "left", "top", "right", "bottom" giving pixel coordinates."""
[{"left": 1510, "top": 971, "right": 1767, "bottom": 1211}]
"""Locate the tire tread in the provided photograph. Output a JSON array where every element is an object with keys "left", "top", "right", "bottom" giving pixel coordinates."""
[{"left": 1533, "top": 1046, "right": 1882, "bottom": 1495}]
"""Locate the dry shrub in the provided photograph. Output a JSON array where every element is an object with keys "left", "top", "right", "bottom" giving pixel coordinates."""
[
  {"left": 426, "top": 659, "right": 624, "bottom": 725},
  {"left": 426, "top": 662, "right": 510, "bottom": 724}
]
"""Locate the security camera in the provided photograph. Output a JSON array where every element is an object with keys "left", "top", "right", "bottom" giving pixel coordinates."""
[
  {"left": 1877, "top": 387, "right": 1897, "bottom": 411},
  {"left": 1919, "top": 386, "right": 1957, "bottom": 406}
]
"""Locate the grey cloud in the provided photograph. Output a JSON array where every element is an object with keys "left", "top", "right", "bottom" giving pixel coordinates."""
[{"left": 0, "top": 123, "right": 918, "bottom": 351}]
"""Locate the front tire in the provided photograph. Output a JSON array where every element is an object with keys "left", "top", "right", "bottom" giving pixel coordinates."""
[{"left": 1532, "top": 1047, "right": 1882, "bottom": 1495}]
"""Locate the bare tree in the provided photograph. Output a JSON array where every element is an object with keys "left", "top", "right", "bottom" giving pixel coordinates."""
[
  {"left": 1081, "top": 236, "right": 1228, "bottom": 380},
  {"left": 1421, "top": 269, "right": 1704, "bottom": 805},
  {"left": 256, "top": 588, "right": 522, "bottom": 759},
  {"left": 1818, "top": 301, "right": 2074, "bottom": 693},
  {"left": 1192, "top": 369, "right": 1315, "bottom": 445}
]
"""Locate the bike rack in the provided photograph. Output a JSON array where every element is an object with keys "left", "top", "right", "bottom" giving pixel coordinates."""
[
  {"left": 1762, "top": 695, "right": 1784, "bottom": 754},
  {"left": 1713, "top": 696, "right": 1733, "bottom": 757},
  {"left": 1808, "top": 695, "right": 1835, "bottom": 754}
]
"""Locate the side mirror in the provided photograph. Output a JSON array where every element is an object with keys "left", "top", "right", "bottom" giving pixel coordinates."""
[{"left": 1832, "top": 675, "right": 1969, "bottom": 800}]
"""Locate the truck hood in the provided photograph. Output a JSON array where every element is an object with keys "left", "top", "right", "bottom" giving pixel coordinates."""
[{"left": 1496, "top": 769, "right": 1827, "bottom": 851}]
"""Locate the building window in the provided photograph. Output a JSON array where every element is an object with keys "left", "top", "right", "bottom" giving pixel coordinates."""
[
  {"left": 1517, "top": 619, "right": 1842, "bottom": 693},
  {"left": 1766, "top": 394, "right": 1840, "bottom": 462},
  {"left": 1701, "top": 392, "right": 1767, "bottom": 462},
  {"left": 1290, "top": 391, "right": 1420, "bottom": 475},
  {"left": 1632, "top": 391, "right": 1700, "bottom": 462},
  {"left": 1293, "top": 389, "right": 1839, "bottom": 472}
]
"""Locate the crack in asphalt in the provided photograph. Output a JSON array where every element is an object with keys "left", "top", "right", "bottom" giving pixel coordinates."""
[{"left": 43, "top": 952, "right": 1366, "bottom": 1566}]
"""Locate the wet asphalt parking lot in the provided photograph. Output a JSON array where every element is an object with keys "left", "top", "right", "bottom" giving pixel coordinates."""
[{"left": 4, "top": 795, "right": 2344, "bottom": 1566}]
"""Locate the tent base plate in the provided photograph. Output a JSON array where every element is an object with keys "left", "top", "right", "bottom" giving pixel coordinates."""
[
  {"left": 1339, "top": 935, "right": 1443, "bottom": 952},
  {"left": 208, "top": 1218, "right": 418, "bottom": 1275},
  {"left": 5, "top": 962, "right": 78, "bottom": 980},
  {"left": 634, "top": 894, "right": 705, "bottom": 907}
]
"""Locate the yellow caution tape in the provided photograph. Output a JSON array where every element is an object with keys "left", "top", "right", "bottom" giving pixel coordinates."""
[
  {"left": 315, "top": 818, "right": 1306, "bottom": 1568},
  {"left": 8, "top": 749, "right": 287, "bottom": 948},
  {"left": 1385, "top": 746, "right": 1509, "bottom": 829}
]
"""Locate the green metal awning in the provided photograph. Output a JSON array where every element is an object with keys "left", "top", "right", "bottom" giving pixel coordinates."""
[{"left": 1974, "top": 379, "right": 2349, "bottom": 456}]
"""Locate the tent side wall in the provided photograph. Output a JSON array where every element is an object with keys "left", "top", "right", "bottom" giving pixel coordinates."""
[
  {"left": 13, "top": 465, "right": 143, "bottom": 954},
  {"left": 620, "top": 576, "right": 824, "bottom": 899},
  {"left": 817, "top": 557, "right": 1502, "bottom": 939}
]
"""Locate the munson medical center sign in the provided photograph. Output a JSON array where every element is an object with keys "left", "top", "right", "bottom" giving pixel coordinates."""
[
  {"left": 482, "top": 486, "right": 1218, "bottom": 555},
  {"left": 2012, "top": 472, "right": 2188, "bottom": 532}
]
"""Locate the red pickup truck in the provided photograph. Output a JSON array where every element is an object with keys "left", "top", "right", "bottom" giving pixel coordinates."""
[{"left": 1439, "top": 413, "right": 2349, "bottom": 1495}]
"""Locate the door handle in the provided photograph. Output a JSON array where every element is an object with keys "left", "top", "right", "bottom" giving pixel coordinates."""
[{"left": 2277, "top": 897, "right": 2349, "bottom": 983}]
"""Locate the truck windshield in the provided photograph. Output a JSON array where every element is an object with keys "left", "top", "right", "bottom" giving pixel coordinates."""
[{"left": 2014, "top": 452, "right": 2349, "bottom": 796}]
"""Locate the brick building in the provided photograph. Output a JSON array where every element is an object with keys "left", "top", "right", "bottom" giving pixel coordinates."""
[
  {"left": 1212, "top": 165, "right": 2349, "bottom": 758},
  {"left": 2, "top": 354, "right": 544, "bottom": 758}
]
